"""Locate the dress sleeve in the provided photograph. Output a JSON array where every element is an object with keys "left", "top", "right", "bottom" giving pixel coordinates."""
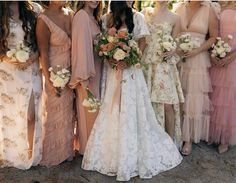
[
  {"left": 69, "top": 10, "right": 96, "bottom": 89},
  {"left": 133, "top": 12, "right": 150, "bottom": 40}
]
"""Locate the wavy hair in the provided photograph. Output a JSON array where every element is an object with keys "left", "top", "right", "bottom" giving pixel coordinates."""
[
  {"left": 76, "top": 1, "right": 103, "bottom": 28},
  {"left": 0, "top": 1, "right": 37, "bottom": 54},
  {"left": 108, "top": 1, "right": 134, "bottom": 33}
]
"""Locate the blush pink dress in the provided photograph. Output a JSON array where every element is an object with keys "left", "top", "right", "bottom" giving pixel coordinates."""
[
  {"left": 38, "top": 14, "right": 74, "bottom": 167},
  {"left": 209, "top": 9, "right": 236, "bottom": 145},
  {"left": 176, "top": 2, "right": 214, "bottom": 143},
  {"left": 69, "top": 9, "right": 102, "bottom": 154}
]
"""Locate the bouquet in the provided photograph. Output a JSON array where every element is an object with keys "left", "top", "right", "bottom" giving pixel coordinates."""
[
  {"left": 82, "top": 88, "right": 101, "bottom": 113},
  {"left": 176, "top": 34, "right": 201, "bottom": 62},
  {"left": 155, "top": 23, "right": 179, "bottom": 64},
  {"left": 94, "top": 27, "right": 142, "bottom": 68},
  {"left": 48, "top": 65, "right": 70, "bottom": 96},
  {"left": 6, "top": 41, "right": 30, "bottom": 63},
  {"left": 176, "top": 34, "right": 201, "bottom": 53},
  {"left": 211, "top": 35, "right": 233, "bottom": 60}
]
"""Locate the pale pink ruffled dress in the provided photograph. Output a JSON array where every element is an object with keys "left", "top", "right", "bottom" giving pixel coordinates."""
[
  {"left": 209, "top": 9, "right": 236, "bottom": 145},
  {"left": 38, "top": 14, "right": 74, "bottom": 166},
  {"left": 176, "top": 3, "right": 213, "bottom": 143}
]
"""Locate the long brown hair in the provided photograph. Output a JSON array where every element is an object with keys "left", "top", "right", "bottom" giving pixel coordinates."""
[
  {"left": 0, "top": 1, "right": 37, "bottom": 54},
  {"left": 76, "top": 1, "right": 103, "bottom": 27}
]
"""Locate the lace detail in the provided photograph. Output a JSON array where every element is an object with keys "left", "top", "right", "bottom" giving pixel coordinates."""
[{"left": 82, "top": 13, "right": 182, "bottom": 181}]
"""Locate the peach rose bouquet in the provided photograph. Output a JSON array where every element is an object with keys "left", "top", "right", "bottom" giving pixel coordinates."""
[{"left": 94, "top": 27, "right": 142, "bottom": 68}]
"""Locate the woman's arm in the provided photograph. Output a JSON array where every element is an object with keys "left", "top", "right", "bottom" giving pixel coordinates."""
[
  {"left": 138, "top": 37, "right": 147, "bottom": 53},
  {"left": 36, "top": 17, "right": 57, "bottom": 95},
  {"left": 36, "top": 18, "right": 51, "bottom": 83}
]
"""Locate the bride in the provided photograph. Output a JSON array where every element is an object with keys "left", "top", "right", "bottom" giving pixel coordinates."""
[{"left": 82, "top": 1, "right": 182, "bottom": 181}]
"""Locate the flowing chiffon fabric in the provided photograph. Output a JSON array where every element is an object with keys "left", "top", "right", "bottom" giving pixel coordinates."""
[
  {"left": 69, "top": 10, "right": 102, "bottom": 154},
  {"left": 176, "top": 3, "right": 214, "bottom": 143}
]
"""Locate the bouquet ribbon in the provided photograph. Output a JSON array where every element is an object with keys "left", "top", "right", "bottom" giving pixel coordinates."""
[{"left": 110, "top": 69, "right": 123, "bottom": 113}]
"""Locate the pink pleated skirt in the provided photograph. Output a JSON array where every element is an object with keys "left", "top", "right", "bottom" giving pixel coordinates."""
[{"left": 209, "top": 59, "right": 236, "bottom": 145}]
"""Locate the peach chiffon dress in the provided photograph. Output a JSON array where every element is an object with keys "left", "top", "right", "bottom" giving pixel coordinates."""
[
  {"left": 209, "top": 9, "right": 236, "bottom": 145},
  {"left": 69, "top": 10, "right": 102, "bottom": 154},
  {"left": 176, "top": 2, "right": 214, "bottom": 143},
  {"left": 38, "top": 14, "right": 74, "bottom": 166}
]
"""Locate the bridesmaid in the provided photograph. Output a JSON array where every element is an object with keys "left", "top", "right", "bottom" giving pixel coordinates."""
[
  {"left": 175, "top": 1, "right": 219, "bottom": 155},
  {"left": 69, "top": 1, "right": 103, "bottom": 155},
  {"left": 0, "top": 1, "right": 42, "bottom": 169},
  {"left": 36, "top": 1, "right": 74, "bottom": 166},
  {"left": 210, "top": 1, "right": 236, "bottom": 154},
  {"left": 142, "top": 1, "right": 184, "bottom": 148}
]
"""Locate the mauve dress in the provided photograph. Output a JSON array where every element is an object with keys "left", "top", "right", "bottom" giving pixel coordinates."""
[
  {"left": 209, "top": 9, "right": 236, "bottom": 145},
  {"left": 69, "top": 9, "right": 102, "bottom": 154},
  {"left": 38, "top": 14, "right": 74, "bottom": 166}
]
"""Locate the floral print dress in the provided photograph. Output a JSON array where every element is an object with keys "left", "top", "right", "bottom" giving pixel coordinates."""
[
  {"left": 142, "top": 13, "right": 184, "bottom": 149},
  {"left": 0, "top": 19, "right": 42, "bottom": 169}
]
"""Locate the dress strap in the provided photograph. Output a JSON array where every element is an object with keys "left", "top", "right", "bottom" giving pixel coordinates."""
[{"left": 38, "top": 14, "right": 54, "bottom": 32}]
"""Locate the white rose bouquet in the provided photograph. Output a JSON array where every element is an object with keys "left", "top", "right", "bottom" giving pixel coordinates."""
[
  {"left": 155, "top": 23, "right": 179, "bottom": 64},
  {"left": 6, "top": 41, "right": 30, "bottom": 63},
  {"left": 82, "top": 88, "right": 101, "bottom": 113},
  {"left": 95, "top": 27, "right": 142, "bottom": 68},
  {"left": 48, "top": 65, "right": 70, "bottom": 96},
  {"left": 176, "top": 34, "right": 201, "bottom": 53},
  {"left": 211, "top": 35, "right": 233, "bottom": 60},
  {"left": 176, "top": 34, "right": 201, "bottom": 62}
]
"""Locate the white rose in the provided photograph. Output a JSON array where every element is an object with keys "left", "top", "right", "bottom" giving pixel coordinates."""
[
  {"left": 48, "top": 67, "right": 53, "bottom": 72},
  {"left": 82, "top": 99, "right": 91, "bottom": 107},
  {"left": 52, "top": 76, "right": 66, "bottom": 88},
  {"left": 107, "top": 36, "right": 117, "bottom": 43},
  {"left": 220, "top": 52, "right": 226, "bottom": 58},
  {"left": 216, "top": 47, "right": 225, "bottom": 55},
  {"left": 6, "top": 49, "right": 16, "bottom": 58},
  {"left": 162, "top": 42, "right": 173, "bottom": 51},
  {"left": 228, "top": 34, "right": 233, "bottom": 40},
  {"left": 15, "top": 50, "right": 29, "bottom": 62},
  {"left": 113, "top": 48, "right": 126, "bottom": 61},
  {"left": 128, "top": 40, "right": 138, "bottom": 48},
  {"left": 180, "top": 43, "right": 191, "bottom": 52},
  {"left": 62, "top": 68, "right": 70, "bottom": 74},
  {"left": 225, "top": 47, "right": 231, "bottom": 52},
  {"left": 88, "top": 109, "right": 97, "bottom": 113}
]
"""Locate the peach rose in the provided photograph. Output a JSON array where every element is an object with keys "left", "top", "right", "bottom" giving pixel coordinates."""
[
  {"left": 100, "top": 43, "right": 114, "bottom": 52},
  {"left": 117, "top": 30, "right": 128, "bottom": 38}
]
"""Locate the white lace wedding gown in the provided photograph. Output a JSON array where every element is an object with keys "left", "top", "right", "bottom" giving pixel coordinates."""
[
  {"left": 82, "top": 12, "right": 182, "bottom": 181},
  {"left": 0, "top": 19, "right": 42, "bottom": 169}
]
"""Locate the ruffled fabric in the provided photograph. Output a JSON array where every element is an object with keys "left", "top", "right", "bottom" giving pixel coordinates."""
[
  {"left": 209, "top": 62, "right": 236, "bottom": 145},
  {"left": 179, "top": 35, "right": 212, "bottom": 143},
  {"left": 209, "top": 9, "right": 236, "bottom": 145}
]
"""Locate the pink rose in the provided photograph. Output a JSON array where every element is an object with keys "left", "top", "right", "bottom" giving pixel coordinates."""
[{"left": 108, "top": 27, "right": 117, "bottom": 36}]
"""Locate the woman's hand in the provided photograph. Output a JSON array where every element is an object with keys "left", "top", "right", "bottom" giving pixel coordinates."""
[
  {"left": 116, "top": 61, "right": 128, "bottom": 70},
  {"left": 80, "top": 80, "right": 89, "bottom": 89},
  {"left": 183, "top": 47, "right": 202, "bottom": 58},
  {"left": 211, "top": 55, "right": 232, "bottom": 67},
  {"left": 106, "top": 58, "right": 119, "bottom": 68},
  {"left": 162, "top": 51, "right": 176, "bottom": 58},
  {"left": 46, "top": 81, "right": 58, "bottom": 96}
]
